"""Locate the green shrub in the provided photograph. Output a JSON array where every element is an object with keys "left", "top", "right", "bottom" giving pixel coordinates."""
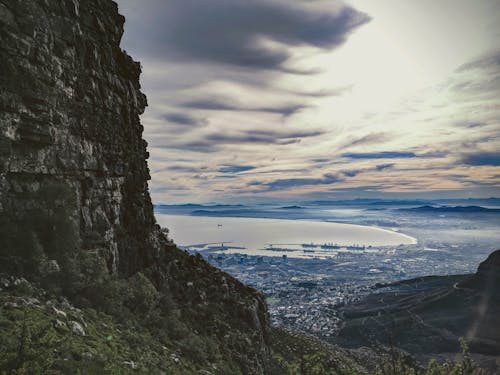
[
  {"left": 179, "top": 333, "right": 208, "bottom": 363},
  {"left": 372, "top": 338, "right": 486, "bottom": 375},
  {"left": 124, "top": 272, "right": 159, "bottom": 315}
]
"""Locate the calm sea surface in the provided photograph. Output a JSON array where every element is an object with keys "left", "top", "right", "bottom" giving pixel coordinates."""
[{"left": 155, "top": 214, "right": 416, "bottom": 258}]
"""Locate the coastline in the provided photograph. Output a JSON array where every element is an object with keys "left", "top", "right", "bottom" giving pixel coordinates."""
[{"left": 155, "top": 213, "right": 417, "bottom": 259}]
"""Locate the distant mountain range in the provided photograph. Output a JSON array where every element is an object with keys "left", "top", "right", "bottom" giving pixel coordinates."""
[
  {"left": 405, "top": 205, "right": 500, "bottom": 213},
  {"left": 435, "top": 197, "right": 500, "bottom": 206},
  {"left": 156, "top": 203, "right": 246, "bottom": 208},
  {"left": 155, "top": 203, "right": 246, "bottom": 211},
  {"left": 155, "top": 198, "right": 500, "bottom": 210},
  {"left": 309, "top": 199, "right": 430, "bottom": 206},
  {"left": 309, "top": 198, "right": 500, "bottom": 207}
]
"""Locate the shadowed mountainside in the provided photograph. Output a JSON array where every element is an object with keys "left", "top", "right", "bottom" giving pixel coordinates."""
[
  {"left": 0, "top": 1, "right": 270, "bottom": 372},
  {"left": 334, "top": 250, "right": 500, "bottom": 371}
]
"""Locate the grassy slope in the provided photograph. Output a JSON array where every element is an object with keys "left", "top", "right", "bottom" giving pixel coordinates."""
[
  {"left": 1, "top": 279, "right": 495, "bottom": 375},
  {"left": 0, "top": 286, "right": 196, "bottom": 374},
  {"left": 0, "top": 283, "right": 372, "bottom": 374}
]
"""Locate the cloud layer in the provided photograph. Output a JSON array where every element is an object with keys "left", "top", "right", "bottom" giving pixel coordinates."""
[
  {"left": 116, "top": 0, "right": 500, "bottom": 203},
  {"left": 121, "top": 0, "right": 369, "bottom": 71}
]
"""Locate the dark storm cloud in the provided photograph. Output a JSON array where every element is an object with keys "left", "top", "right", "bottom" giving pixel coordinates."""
[
  {"left": 342, "top": 151, "right": 416, "bottom": 159},
  {"left": 205, "top": 129, "right": 324, "bottom": 145},
  {"left": 182, "top": 98, "right": 307, "bottom": 116},
  {"left": 341, "top": 169, "right": 361, "bottom": 177},
  {"left": 219, "top": 165, "right": 257, "bottom": 173},
  {"left": 312, "top": 158, "right": 330, "bottom": 163},
  {"left": 161, "top": 129, "right": 324, "bottom": 152},
  {"left": 155, "top": 165, "right": 209, "bottom": 174},
  {"left": 121, "top": 0, "right": 369, "bottom": 71},
  {"left": 461, "top": 152, "right": 500, "bottom": 166},
  {"left": 163, "top": 113, "right": 205, "bottom": 126},
  {"left": 181, "top": 99, "right": 235, "bottom": 111},
  {"left": 253, "top": 173, "right": 344, "bottom": 192},
  {"left": 167, "top": 140, "right": 218, "bottom": 153},
  {"left": 376, "top": 163, "right": 395, "bottom": 171}
]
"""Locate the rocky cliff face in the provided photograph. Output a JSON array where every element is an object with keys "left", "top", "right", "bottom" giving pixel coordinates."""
[
  {"left": 0, "top": 1, "right": 272, "bottom": 373},
  {"left": 0, "top": 0, "right": 162, "bottom": 276},
  {"left": 460, "top": 249, "right": 500, "bottom": 292}
]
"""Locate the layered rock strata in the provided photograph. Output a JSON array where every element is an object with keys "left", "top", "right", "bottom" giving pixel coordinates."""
[
  {"left": 0, "top": 1, "right": 270, "bottom": 372},
  {"left": 0, "top": 0, "right": 161, "bottom": 275}
]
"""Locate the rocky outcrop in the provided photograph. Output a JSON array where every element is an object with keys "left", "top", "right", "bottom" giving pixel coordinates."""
[
  {"left": 460, "top": 249, "right": 500, "bottom": 292},
  {"left": 0, "top": 0, "right": 161, "bottom": 276},
  {"left": 0, "top": 1, "right": 272, "bottom": 372}
]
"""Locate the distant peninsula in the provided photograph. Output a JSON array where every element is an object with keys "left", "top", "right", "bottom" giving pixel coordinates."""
[{"left": 406, "top": 205, "right": 500, "bottom": 213}]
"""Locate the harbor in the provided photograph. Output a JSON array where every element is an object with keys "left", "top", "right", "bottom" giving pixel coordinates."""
[{"left": 155, "top": 214, "right": 416, "bottom": 259}]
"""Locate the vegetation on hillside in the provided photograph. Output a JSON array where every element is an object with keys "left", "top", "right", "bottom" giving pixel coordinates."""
[
  {"left": 0, "top": 279, "right": 491, "bottom": 375},
  {"left": 269, "top": 326, "right": 493, "bottom": 375},
  {"left": 0, "top": 274, "right": 251, "bottom": 374}
]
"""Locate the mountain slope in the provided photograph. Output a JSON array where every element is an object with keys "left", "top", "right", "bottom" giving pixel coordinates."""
[
  {"left": 0, "top": 1, "right": 271, "bottom": 372},
  {"left": 334, "top": 250, "right": 500, "bottom": 370}
]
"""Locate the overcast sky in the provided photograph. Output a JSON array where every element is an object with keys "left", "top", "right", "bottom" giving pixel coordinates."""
[{"left": 115, "top": 0, "right": 500, "bottom": 204}]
